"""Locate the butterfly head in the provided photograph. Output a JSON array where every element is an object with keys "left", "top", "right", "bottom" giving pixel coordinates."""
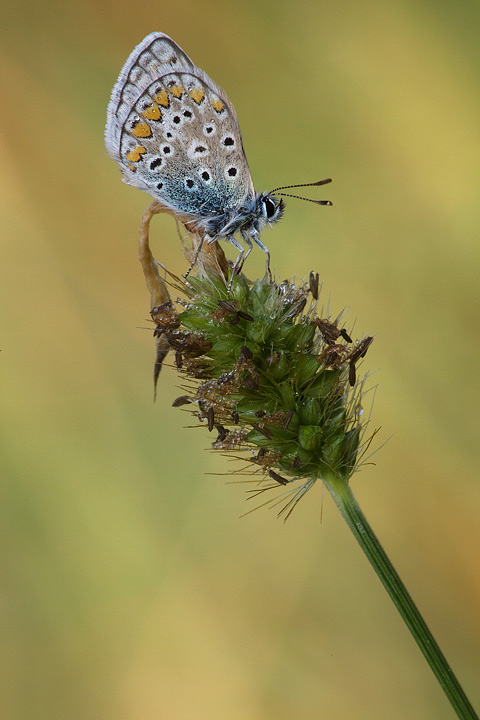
[
  {"left": 257, "top": 192, "right": 285, "bottom": 229},
  {"left": 233, "top": 178, "right": 332, "bottom": 234}
]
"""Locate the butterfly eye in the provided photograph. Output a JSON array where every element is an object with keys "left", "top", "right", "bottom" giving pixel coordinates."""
[{"left": 264, "top": 197, "right": 277, "bottom": 219}]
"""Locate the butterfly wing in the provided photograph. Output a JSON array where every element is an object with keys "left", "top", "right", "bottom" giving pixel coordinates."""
[
  {"left": 105, "top": 32, "right": 255, "bottom": 224},
  {"left": 106, "top": 33, "right": 196, "bottom": 162}
]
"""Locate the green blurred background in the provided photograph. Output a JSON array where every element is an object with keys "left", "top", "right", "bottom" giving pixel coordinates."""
[{"left": 1, "top": 1, "right": 479, "bottom": 718}]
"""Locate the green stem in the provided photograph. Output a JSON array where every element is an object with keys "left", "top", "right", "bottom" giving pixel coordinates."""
[{"left": 323, "top": 472, "right": 479, "bottom": 720}]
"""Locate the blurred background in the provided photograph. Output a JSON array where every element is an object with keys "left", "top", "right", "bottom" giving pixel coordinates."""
[{"left": 1, "top": 1, "right": 479, "bottom": 718}]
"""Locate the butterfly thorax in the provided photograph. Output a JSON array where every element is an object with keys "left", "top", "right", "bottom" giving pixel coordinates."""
[{"left": 192, "top": 192, "right": 284, "bottom": 240}]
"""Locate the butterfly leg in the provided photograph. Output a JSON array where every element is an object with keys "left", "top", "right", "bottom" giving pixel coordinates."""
[
  {"left": 235, "top": 231, "right": 254, "bottom": 275},
  {"left": 184, "top": 233, "right": 207, "bottom": 279},
  {"left": 251, "top": 231, "right": 272, "bottom": 281},
  {"left": 223, "top": 235, "right": 246, "bottom": 292}
]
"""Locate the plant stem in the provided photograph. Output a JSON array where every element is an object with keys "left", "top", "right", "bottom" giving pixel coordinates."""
[{"left": 323, "top": 472, "right": 479, "bottom": 720}]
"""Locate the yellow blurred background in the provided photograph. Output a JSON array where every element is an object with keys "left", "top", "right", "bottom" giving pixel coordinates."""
[{"left": 1, "top": 1, "right": 479, "bottom": 718}]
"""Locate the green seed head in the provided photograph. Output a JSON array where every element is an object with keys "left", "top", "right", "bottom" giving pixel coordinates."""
[{"left": 154, "top": 271, "right": 374, "bottom": 519}]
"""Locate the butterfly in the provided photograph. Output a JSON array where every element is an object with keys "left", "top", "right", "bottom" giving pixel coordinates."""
[{"left": 105, "top": 32, "right": 332, "bottom": 278}]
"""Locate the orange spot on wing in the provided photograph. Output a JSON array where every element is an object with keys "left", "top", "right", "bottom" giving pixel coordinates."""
[
  {"left": 154, "top": 89, "right": 170, "bottom": 107},
  {"left": 169, "top": 84, "right": 183, "bottom": 98},
  {"left": 126, "top": 146, "right": 147, "bottom": 163},
  {"left": 131, "top": 121, "right": 152, "bottom": 138},
  {"left": 211, "top": 99, "right": 225, "bottom": 113},
  {"left": 189, "top": 87, "right": 205, "bottom": 104},
  {"left": 142, "top": 103, "right": 162, "bottom": 121}
]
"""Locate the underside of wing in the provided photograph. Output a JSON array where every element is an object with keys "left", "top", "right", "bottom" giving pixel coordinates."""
[{"left": 106, "top": 32, "right": 197, "bottom": 159}]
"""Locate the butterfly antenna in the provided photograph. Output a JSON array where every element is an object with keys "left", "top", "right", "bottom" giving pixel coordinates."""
[
  {"left": 269, "top": 178, "right": 333, "bottom": 206},
  {"left": 276, "top": 193, "right": 332, "bottom": 206},
  {"left": 269, "top": 178, "right": 332, "bottom": 193}
]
